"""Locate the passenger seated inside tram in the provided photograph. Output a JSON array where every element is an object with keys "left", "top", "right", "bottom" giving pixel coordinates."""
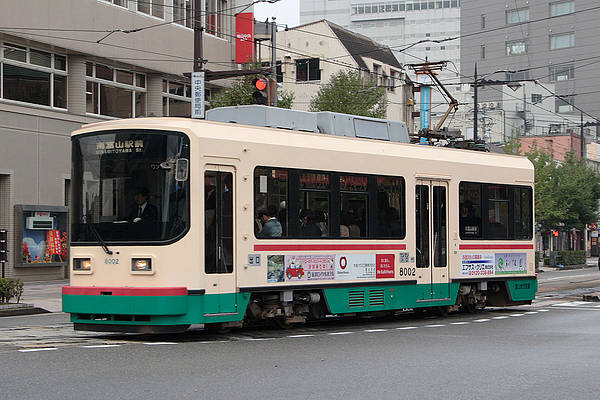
[
  {"left": 300, "top": 209, "right": 323, "bottom": 237},
  {"left": 459, "top": 200, "right": 481, "bottom": 238},
  {"left": 257, "top": 205, "right": 283, "bottom": 238},
  {"left": 340, "top": 211, "right": 360, "bottom": 237}
]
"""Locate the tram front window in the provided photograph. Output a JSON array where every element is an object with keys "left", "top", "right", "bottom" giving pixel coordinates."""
[{"left": 71, "top": 130, "right": 190, "bottom": 243}]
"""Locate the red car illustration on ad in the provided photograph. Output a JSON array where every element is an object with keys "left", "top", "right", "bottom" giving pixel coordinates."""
[{"left": 286, "top": 265, "right": 305, "bottom": 280}]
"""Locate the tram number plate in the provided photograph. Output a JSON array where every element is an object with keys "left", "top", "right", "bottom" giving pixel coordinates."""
[
  {"left": 398, "top": 267, "right": 416, "bottom": 277},
  {"left": 104, "top": 258, "right": 119, "bottom": 265}
]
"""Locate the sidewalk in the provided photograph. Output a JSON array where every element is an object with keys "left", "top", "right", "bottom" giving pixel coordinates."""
[
  {"left": 0, "top": 279, "right": 66, "bottom": 317},
  {"left": 538, "top": 256, "right": 598, "bottom": 272}
]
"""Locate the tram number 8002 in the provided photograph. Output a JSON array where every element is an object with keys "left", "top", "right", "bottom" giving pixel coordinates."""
[{"left": 398, "top": 267, "right": 416, "bottom": 277}]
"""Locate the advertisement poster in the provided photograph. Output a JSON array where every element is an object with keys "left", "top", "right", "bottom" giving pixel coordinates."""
[
  {"left": 267, "top": 255, "right": 284, "bottom": 283},
  {"left": 21, "top": 212, "right": 68, "bottom": 265},
  {"left": 460, "top": 253, "right": 495, "bottom": 276},
  {"left": 235, "top": 12, "right": 255, "bottom": 63},
  {"left": 284, "top": 255, "right": 335, "bottom": 282},
  {"left": 335, "top": 254, "right": 395, "bottom": 280},
  {"left": 495, "top": 253, "right": 527, "bottom": 274}
]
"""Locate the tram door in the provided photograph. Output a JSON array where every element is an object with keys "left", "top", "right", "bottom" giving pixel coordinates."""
[
  {"left": 415, "top": 180, "right": 449, "bottom": 301},
  {"left": 204, "top": 166, "right": 237, "bottom": 314}
]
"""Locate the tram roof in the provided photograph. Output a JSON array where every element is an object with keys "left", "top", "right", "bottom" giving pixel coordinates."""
[{"left": 74, "top": 117, "right": 534, "bottom": 175}]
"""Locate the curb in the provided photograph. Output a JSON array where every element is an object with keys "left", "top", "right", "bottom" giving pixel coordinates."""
[{"left": 0, "top": 304, "right": 50, "bottom": 317}]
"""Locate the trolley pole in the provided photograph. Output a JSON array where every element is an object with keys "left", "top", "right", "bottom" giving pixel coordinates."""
[
  {"left": 473, "top": 63, "right": 478, "bottom": 141},
  {"left": 271, "top": 17, "right": 278, "bottom": 107}
]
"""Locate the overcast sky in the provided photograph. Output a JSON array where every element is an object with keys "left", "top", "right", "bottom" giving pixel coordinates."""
[{"left": 254, "top": 0, "right": 300, "bottom": 28}]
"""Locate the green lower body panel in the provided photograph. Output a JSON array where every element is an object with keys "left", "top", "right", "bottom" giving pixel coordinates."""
[
  {"left": 323, "top": 283, "right": 461, "bottom": 314},
  {"left": 506, "top": 278, "right": 538, "bottom": 302},
  {"left": 63, "top": 293, "right": 251, "bottom": 326}
]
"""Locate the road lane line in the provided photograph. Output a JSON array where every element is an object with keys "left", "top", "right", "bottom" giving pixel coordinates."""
[
  {"left": 510, "top": 313, "right": 525, "bottom": 317},
  {"left": 328, "top": 331, "right": 352, "bottom": 335},
  {"left": 538, "top": 309, "right": 550, "bottom": 312},
  {"left": 364, "top": 329, "right": 388, "bottom": 332},
  {"left": 18, "top": 348, "right": 57, "bottom": 352},
  {"left": 492, "top": 316, "right": 509, "bottom": 319},
  {"left": 450, "top": 322, "right": 470, "bottom": 325},
  {"left": 525, "top": 311, "right": 538, "bottom": 314},
  {"left": 286, "top": 334, "right": 315, "bottom": 338},
  {"left": 82, "top": 344, "right": 121, "bottom": 348},
  {"left": 396, "top": 326, "right": 418, "bottom": 330},
  {"left": 143, "top": 342, "right": 178, "bottom": 345},
  {"left": 244, "top": 338, "right": 275, "bottom": 341},
  {"left": 425, "top": 324, "right": 445, "bottom": 328},
  {"left": 473, "top": 319, "right": 491, "bottom": 322}
]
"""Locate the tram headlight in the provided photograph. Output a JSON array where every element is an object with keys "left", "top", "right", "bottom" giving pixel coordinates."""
[
  {"left": 73, "top": 258, "right": 92, "bottom": 271},
  {"left": 132, "top": 258, "right": 152, "bottom": 272}
]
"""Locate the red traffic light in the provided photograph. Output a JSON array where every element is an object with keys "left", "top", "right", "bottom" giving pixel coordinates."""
[{"left": 254, "top": 78, "right": 268, "bottom": 91}]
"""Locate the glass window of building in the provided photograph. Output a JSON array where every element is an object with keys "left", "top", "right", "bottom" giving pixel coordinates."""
[
  {"left": 137, "top": 0, "right": 164, "bottom": 18},
  {"left": 550, "top": 1, "right": 574, "bottom": 17},
  {"left": 205, "top": 0, "right": 227, "bottom": 38},
  {"left": 102, "top": 0, "right": 128, "bottom": 7},
  {"left": 173, "top": 0, "right": 193, "bottom": 28},
  {"left": 550, "top": 32, "right": 575, "bottom": 49},
  {"left": 549, "top": 64, "right": 574, "bottom": 81},
  {"left": 86, "top": 63, "right": 147, "bottom": 118},
  {"left": 1, "top": 42, "right": 68, "bottom": 109},
  {"left": 506, "top": 40, "right": 527, "bottom": 55},
  {"left": 296, "top": 58, "right": 321, "bottom": 82},
  {"left": 555, "top": 95, "right": 574, "bottom": 113},
  {"left": 162, "top": 80, "right": 191, "bottom": 117},
  {"left": 506, "top": 8, "right": 529, "bottom": 24}
]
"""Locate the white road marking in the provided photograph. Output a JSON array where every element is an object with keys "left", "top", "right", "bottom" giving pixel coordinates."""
[
  {"left": 328, "top": 331, "right": 352, "bottom": 335},
  {"left": 492, "top": 316, "right": 509, "bottom": 320},
  {"left": 364, "top": 329, "right": 388, "bottom": 332},
  {"left": 510, "top": 313, "right": 525, "bottom": 317},
  {"left": 450, "top": 322, "right": 470, "bottom": 325},
  {"left": 143, "top": 342, "right": 178, "bottom": 345},
  {"left": 525, "top": 311, "right": 538, "bottom": 315},
  {"left": 286, "top": 334, "right": 315, "bottom": 338},
  {"left": 396, "top": 326, "right": 418, "bottom": 330},
  {"left": 82, "top": 344, "right": 121, "bottom": 348},
  {"left": 553, "top": 301, "right": 589, "bottom": 307},
  {"left": 425, "top": 324, "right": 445, "bottom": 328},
  {"left": 538, "top": 309, "right": 550, "bottom": 312},
  {"left": 18, "top": 348, "right": 57, "bottom": 352},
  {"left": 473, "top": 319, "right": 491, "bottom": 322},
  {"left": 244, "top": 338, "right": 275, "bottom": 341}
]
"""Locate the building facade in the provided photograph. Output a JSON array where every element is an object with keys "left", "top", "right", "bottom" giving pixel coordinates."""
[
  {"left": 461, "top": 0, "right": 600, "bottom": 140},
  {"left": 256, "top": 20, "right": 413, "bottom": 125},
  {"left": 0, "top": 0, "right": 241, "bottom": 281}
]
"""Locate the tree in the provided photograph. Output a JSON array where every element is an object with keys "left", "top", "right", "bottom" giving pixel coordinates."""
[
  {"left": 210, "top": 73, "right": 294, "bottom": 109},
  {"left": 309, "top": 69, "right": 387, "bottom": 118}
]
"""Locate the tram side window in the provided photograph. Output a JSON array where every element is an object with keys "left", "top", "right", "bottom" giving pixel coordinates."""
[
  {"left": 515, "top": 187, "right": 533, "bottom": 239},
  {"left": 459, "top": 182, "right": 483, "bottom": 238},
  {"left": 254, "top": 168, "right": 288, "bottom": 238},
  {"left": 488, "top": 185, "right": 509, "bottom": 239},
  {"left": 376, "top": 176, "right": 406, "bottom": 238},
  {"left": 340, "top": 175, "right": 368, "bottom": 237},
  {"left": 300, "top": 173, "right": 330, "bottom": 237}
]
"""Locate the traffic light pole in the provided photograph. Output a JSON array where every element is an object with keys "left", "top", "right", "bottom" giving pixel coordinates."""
[
  {"left": 194, "top": 0, "right": 203, "bottom": 73},
  {"left": 271, "top": 18, "right": 277, "bottom": 107}
]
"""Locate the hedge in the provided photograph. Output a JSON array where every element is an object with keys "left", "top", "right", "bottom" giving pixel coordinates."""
[
  {"left": 558, "top": 250, "right": 586, "bottom": 266},
  {"left": 0, "top": 278, "right": 23, "bottom": 303}
]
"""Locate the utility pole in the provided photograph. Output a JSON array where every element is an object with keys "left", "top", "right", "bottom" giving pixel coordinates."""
[
  {"left": 473, "top": 63, "right": 478, "bottom": 141},
  {"left": 191, "top": 0, "right": 205, "bottom": 118},
  {"left": 581, "top": 111, "right": 585, "bottom": 159},
  {"left": 271, "top": 17, "right": 278, "bottom": 107},
  {"left": 522, "top": 84, "right": 527, "bottom": 135}
]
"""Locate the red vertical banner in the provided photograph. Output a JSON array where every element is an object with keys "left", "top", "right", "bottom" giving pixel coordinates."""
[
  {"left": 46, "top": 230, "right": 62, "bottom": 255},
  {"left": 235, "top": 12, "right": 255, "bottom": 64}
]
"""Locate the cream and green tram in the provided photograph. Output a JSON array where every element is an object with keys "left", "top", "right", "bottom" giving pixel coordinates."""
[{"left": 63, "top": 117, "right": 537, "bottom": 333}]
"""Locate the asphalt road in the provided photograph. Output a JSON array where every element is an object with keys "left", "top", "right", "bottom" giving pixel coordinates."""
[{"left": 2, "top": 270, "right": 600, "bottom": 400}]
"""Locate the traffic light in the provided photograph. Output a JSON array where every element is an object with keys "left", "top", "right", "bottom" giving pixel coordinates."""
[{"left": 252, "top": 77, "right": 269, "bottom": 105}]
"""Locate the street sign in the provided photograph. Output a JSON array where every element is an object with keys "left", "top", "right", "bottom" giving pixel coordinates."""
[{"left": 191, "top": 71, "right": 205, "bottom": 119}]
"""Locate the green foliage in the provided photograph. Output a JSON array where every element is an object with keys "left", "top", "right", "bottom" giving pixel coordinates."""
[
  {"left": 503, "top": 129, "right": 522, "bottom": 155},
  {"left": 535, "top": 251, "right": 541, "bottom": 267},
  {"left": 309, "top": 69, "right": 387, "bottom": 118},
  {"left": 558, "top": 250, "right": 586, "bottom": 265},
  {"left": 210, "top": 63, "right": 294, "bottom": 109},
  {"left": 527, "top": 145, "right": 600, "bottom": 232},
  {"left": 0, "top": 278, "right": 24, "bottom": 303}
]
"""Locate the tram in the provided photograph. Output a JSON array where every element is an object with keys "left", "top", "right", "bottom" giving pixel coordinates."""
[{"left": 63, "top": 116, "right": 537, "bottom": 333}]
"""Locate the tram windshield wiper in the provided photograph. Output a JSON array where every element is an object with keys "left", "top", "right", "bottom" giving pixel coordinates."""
[{"left": 85, "top": 214, "right": 113, "bottom": 255}]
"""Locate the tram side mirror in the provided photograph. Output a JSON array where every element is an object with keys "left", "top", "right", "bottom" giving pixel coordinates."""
[{"left": 175, "top": 158, "right": 189, "bottom": 181}]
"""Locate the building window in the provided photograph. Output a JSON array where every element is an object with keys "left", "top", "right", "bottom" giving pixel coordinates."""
[
  {"left": 388, "top": 70, "right": 397, "bottom": 93},
  {"left": 173, "top": 0, "right": 193, "bottom": 28},
  {"left": 480, "top": 44, "right": 486, "bottom": 59},
  {"left": 162, "top": 79, "right": 192, "bottom": 117},
  {"left": 506, "top": 40, "right": 528, "bottom": 55},
  {"left": 481, "top": 14, "right": 486, "bottom": 29},
  {"left": 506, "top": 8, "right": 530, "bottom": 24},
  {"left": 296, "top": 58, "right": 321, "bottom": 82},
  {"left": 549, "top": 64, "right": 574, "bottom": 81},
  {"left": 505, "top": 71, "right": 530, "bottom": 81},
  {"left": 137, "top": 0, "right": 164, "bottom": 19},
  {"left": 550, "top": 1, "right": 574, "bottom": 17},
  {"left": 531, "top": 94, "right": 543, "bottom": 104},
  {"left": 85, "top": 62, "right": 146, "bottom": 118},
  {"left": 205, "top": 0, "right": 227, "bottom": 38},
  {"left": 101, "top": 0, "right": 128, "bottom": 7},
  {"left": 550, "top": 32, "right": 575, "bottom": 49},
  {"left": 1, "top": 43, "right": 68, "bottom": 109},
  {"left": 555, "top": 95, "right": 574, "bottom": 113}
]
